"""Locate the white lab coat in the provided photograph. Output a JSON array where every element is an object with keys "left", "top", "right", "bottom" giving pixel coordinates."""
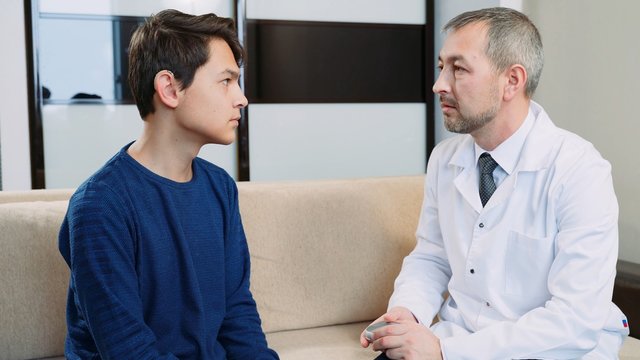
[{"left": 389, "top": 102, "right": 629, "bottom": 359}]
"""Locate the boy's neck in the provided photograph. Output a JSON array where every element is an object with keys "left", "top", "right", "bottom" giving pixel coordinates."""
[{"left": 127, "top": 114, "right": 202, "bottom": 183}]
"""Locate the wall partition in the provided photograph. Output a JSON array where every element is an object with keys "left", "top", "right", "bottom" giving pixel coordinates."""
[
  {"left": 237, "top": 0, "right": 435, "bottom": 181},
  {"left": 26, "top": 0, "right": 235, "bottom": 189},
  {"left": 0, "top": 126, "right": 3, "bottom": 190},
  {"left": 26, "top": 0, "right": 433, "bottom": 187}
]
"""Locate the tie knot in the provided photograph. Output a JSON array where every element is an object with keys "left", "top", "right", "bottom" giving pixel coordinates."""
[{"left": 479, "top": 153, "right": 498, "bottom": 174}]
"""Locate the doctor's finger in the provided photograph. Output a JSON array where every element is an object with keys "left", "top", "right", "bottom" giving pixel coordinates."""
[{"left": 372, "top": 333, "right": 404, "bottom": 352}]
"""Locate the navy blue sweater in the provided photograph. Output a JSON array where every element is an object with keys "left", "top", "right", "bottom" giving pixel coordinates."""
[{"left": 59, "top": 144, "right": 278, "bottom": 359}]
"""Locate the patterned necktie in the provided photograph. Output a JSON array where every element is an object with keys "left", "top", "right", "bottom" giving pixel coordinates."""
[{"left": 478, "top": 152, "right": 498, "bottom": 207}]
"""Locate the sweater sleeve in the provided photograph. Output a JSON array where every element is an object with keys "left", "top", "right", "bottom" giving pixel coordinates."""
[
  {"left": 59, "top": 182, "right": 178, "bottom": 360},
  {"left": 217, "top": 180, "right": 279, "bottom": 360}
]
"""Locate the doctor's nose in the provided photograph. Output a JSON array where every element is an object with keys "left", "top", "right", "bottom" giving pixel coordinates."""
[{"left": 432, "top": 69, "right": 451, "bottom": 95}]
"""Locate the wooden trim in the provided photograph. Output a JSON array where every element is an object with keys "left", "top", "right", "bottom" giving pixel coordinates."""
[
  {"left": 235, "top": 0, "right": 250, "bottom": 181},
  {"left": 425, "top": 0, "right": 435, "bottom": 165},
  {"left": 24, "top": 0, "right": 45, "bottom": 189}
]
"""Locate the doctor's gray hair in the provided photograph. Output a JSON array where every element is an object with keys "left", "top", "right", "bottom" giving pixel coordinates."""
[{"left": 444, "top": 7, "right": 544, "bottom": 97}]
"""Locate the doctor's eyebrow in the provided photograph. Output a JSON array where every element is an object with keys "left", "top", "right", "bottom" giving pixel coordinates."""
[{"left": 438, "top": 54, "right": 469, "bottom": 65}]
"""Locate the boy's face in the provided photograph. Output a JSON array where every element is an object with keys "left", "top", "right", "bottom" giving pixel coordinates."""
[{"left": 175, "top": 38, "right": 248, "bottom": 145}]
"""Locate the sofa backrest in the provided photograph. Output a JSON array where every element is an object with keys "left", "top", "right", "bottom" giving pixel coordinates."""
[
  {"left": 239, "top": 176, "right": 424, "bottom": 333},
  {"left": 0, "top": 175, "right": 424, "bottom": 358},
  {"left": 0, "top": 200, "right": 70, "bottom": 359},
  {"left": 0, "top": 189, "right": 74, "bottom": 204}
]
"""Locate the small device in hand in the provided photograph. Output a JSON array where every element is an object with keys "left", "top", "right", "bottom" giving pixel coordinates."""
[{"left": 364, "top": 321, "right": 396, "bottom": 341}]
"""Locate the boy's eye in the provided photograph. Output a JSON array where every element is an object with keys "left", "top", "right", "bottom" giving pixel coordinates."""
[{"left": 222, "top": 79, "right": 229, "bottom": 86}]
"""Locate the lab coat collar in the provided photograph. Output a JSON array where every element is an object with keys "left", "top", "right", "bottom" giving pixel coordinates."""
[
  {"left": 447, "top": 101, "right": 562, "bottom": 212},
  {"left": 449, "top": 136, "right": 475, "bottom": 170},
  {"left": 448, "top": 101, "right": 561, "bottom": 173},
  {"left": 514, "top": 101, "right": 563, "bottom": 172}
]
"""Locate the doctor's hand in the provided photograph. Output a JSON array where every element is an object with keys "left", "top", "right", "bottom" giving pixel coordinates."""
[
  {"left": 360, "top": 306, "right": 417, "bottom": 348},
  {"left": 370, "top": 321, "right": 443, "bottom": 360}
]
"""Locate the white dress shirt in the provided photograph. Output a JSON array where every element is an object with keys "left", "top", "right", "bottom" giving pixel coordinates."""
[
  {"left": 473, "top": 106, "right": 535, "bottom": 189},
  {"left": 388, "top": 101, "right": 629, "bottom": 359}
]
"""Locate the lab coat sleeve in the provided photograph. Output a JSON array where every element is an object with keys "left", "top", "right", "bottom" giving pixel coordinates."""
[
  {"left": 388, "top": 148, "right": 452, "bottom": 325},
  {"left": 440, "top": 144, "right": 620, "bottom": 359}
]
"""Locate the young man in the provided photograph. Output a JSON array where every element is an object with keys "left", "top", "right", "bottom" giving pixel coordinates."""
[
  {"left": 59, "top": 10, "right": 278, "bottom": 359},
  {"left": 361, "top": 7, "right": 629, "bottom": 360}
]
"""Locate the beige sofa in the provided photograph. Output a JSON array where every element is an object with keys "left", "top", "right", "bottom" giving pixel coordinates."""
[{"left": 1, "top": 176, "right": 639, "bottom": 360}]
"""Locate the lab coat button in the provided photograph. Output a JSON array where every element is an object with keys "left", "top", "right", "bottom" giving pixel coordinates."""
[
  {"left": 485, "top": 301, "right": 490, "bottom": 307},
  {"left": 479, "top": 223, "right": 484, "bottom": 228},
  {"left": 470, "top": 269, "right": 475, "bottom": 274}
]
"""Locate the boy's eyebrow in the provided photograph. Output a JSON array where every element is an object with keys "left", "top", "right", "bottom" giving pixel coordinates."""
[{"left": 220, "top": 69, "right": 240, "bottom": 79}]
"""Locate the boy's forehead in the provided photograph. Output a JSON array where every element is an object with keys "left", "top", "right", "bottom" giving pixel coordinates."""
[{"left": 207, "top": 38, "right": 240, "bottom": 71}]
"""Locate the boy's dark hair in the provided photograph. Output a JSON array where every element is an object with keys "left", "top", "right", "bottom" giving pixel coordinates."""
[{"left": 128, "top": 9, "right": 244, "bottom": 119}]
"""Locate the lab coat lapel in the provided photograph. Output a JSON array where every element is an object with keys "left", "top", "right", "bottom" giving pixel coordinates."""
[
  {"left": 483, "top": 171, "right": 516, "bottom": 210},
  {"left": 484, "top": 102, "right": 561, "bottom": 210},
  {"left": 450, "top": 136, "right": 483, "bottom": 213}
]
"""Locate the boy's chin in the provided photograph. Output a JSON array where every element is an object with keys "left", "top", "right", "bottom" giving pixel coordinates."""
[{"left": 209, "top": 137, "right": 235, "bottom": 146}]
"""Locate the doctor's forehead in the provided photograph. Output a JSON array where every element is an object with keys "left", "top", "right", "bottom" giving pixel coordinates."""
[{"left": 438, "top": 26, "right": 488, "bottom": 64}]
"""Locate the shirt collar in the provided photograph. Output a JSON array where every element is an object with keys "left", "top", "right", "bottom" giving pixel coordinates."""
[{"left": 474, "top": 106, "right": 535, "bottom": 175}]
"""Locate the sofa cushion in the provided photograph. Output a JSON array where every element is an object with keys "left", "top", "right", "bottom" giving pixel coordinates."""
[
  {"left": 621, "top": 336, "right": 640, "bottom": 359},
  {"left": 239, "top": 176, "right": 424, "bottom": 333},
  {"left": 266, "top": 322, "right": 377, "bottom": 360},
  {"left": 267, "top": 322, "right": 640, "bottom": 360},
  {"left": 0, "top": 200, "right": 69, "bottom": 359}
]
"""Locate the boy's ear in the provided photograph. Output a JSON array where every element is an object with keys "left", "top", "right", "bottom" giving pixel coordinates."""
[{"left": 154, "top": 70, "right": 180, "bottom": 109}]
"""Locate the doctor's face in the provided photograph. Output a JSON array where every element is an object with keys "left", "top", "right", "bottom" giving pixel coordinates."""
[{"left": 433, "top": 22, "right": 501, "bottom": 134}]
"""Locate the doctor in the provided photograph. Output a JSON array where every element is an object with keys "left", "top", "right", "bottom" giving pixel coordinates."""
[{"left": 361, "top": 7, "right": 629, "bottom": 360}]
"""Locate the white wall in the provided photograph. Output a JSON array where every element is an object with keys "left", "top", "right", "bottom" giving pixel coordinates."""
[
  {"left": 39, "top": 0, "right": 232, "bottom": 17},
  {"left": 39, "top": 1, "right": 235, "bottom": 188},
  {"left": 246, "top": 0, "right": 428, "bottom": 181},
  {"left": 0, "top": 0, "right": 32, "bottom": 190},
  {"left": 4, "top": 0, "right": 430, "bottom": 188},
  {"left": 524, "top": 0, "right": 640, "bottom": 263},
  {"left": 249, "top": 104, "right": 426, "bottom": 181},
  {"left": 0, "top": 0, "right": 235, "bottom": 190},
  {"left": 246, "top": 0, "right": 425, "bottom": 24}
]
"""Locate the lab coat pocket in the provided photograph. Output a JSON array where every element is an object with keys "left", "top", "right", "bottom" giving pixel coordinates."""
[{"left": 505, "top": 231, "right": 554, "bottom": 298}]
